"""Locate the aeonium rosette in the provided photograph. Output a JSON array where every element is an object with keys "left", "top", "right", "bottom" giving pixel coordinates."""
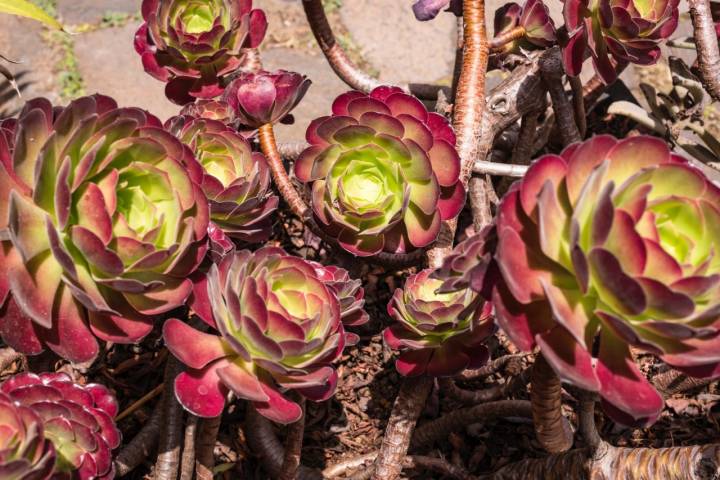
[
  {"left": 310, "top": 262, "right": 369, "bottom": 345},
  {"left": 493, "top": 135, "right": 720, "bottom": 426},
  {"left": 167, "top": 116, "right": 278, "bottom": 244},
  {"left": 432, "top": 225, "right": 498, "bottom": 296},
  {"left": 1, "top": 372, "right": 121, "bottom": 480},
  {"left": 0, "top": 95, "right": 209, "bottom": 364},
  {"left": 0, "top": 391, "right": 56, "bottom": 479},
  {"left": 179, "top": 99, "right": 235, "bottom": 124},
  {"left": 563, "top": 0, "right": 679, "bottom": 84},
  {"left": 134, "top": 0, "right": 268, "bottom": 104},
  {"left": 385, "top": 269, "right": 494, "bottom": 377},
  {"left": 294, "top": 86, "right": 466, "bottom": 257},
  {"left": 163, "top": 247, "right": 347, "bottom": 424}
]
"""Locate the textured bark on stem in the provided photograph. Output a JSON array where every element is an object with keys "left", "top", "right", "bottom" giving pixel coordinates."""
[
  {"left": 259, "top": 123, "right": 309, "bottom": 219},
  {"left": 301, "top": 0, "right": 382, "bottom": 92},
  {"left": 688, "top": 0, "right": 720, "bottom": 102},
  {"left": 179, "top": 415, "right": 198, "bottom": 480},
  {"left": 411, "top": 399, "right": 532, "bottom": 448},
  {"left": 154, "top": 358, "right": 184, "bottom": 480},
  {"left": 541, "top": 48, "right": 581, "bottom": 146},
  {"left": 531, "top": 353, "right": 574, "bottom": 453},
  {"left": 239, "top": 47, "right": 263, "bottom": 73},
  {"left": 279, "top": 397, "right": 307, "bottom": 480},
  {"left": 195, "top": 416, "right": 221, "bottom": 480},
  {"left": 278, "top": 141, "right": 310, "bottom": 161},
  {"left": 114, "top": 395, "right": 164, "bottom": 476},
  {"left": 427, "top": 0, "right": 490, "bottom": 268},
  {"left": 490, "top": 25, "right": 526, "bottom": 50},
  {"left": 371, "top": 376, "right": 434, "bottom": 480},
  {"left": 459, "top": 354, "right": 525, "bottom": 380},
  {"left": 439, "top": 370, "right": 529, "bottom": 404},
  {"left": 578, "top": 394, "right": 601, "bottom": 450},
  {"left": 485, "top": 443, "right": 720, "bottom": 479}
]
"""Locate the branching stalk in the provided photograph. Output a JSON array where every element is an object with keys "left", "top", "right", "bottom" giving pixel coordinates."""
[
  {"left": 179, "top": 415, "right": 198, "bottom": 480},
  {"left": 411, "top": 399, "right": 532, "bottom": 448},
  {"left": 489, "top": 26, "right": 526, "bottom": 50},
  {"left": 540, "top": 48, "right": 581, "bottom": 146},
  {"left": 114, "top": 394, "right": 164, "bottom": 476}
]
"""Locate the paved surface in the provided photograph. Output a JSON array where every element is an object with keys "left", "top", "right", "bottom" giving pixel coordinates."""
[
  {"left": 74, "top": 23, "right": 179, "bottom": 120},
  {"left": 0, "top": 0, "right": 701, "bottom": 141}
]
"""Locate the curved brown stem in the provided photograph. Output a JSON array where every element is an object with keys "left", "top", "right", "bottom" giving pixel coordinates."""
[
  {"left": 540, "top": 48, "right": 581, "bottom": 147},
  {"left": 688, "top": 0, "right": 720, "bottom": 102},
  {"left": 179, "top": 415, "right": 198, "bottom": 480},
  {"left": 469, "top": 176, "right": 494, "bottom": 233},
  {"left": 531, "top": 354, "right": 574, "bottom": 453},
  {"left": 195, "top": 416, "right": 221, "bottom": 480},
  {"left": 411, "top": 400, "right": 532, "bottom": 449},
  {"left": 489, "top": 25, "right": 526, "bottom": 51},
  {"left": 427, "top": 0, "right": 490, "bottom": 268},
  {"left": 301, "top": 0, "right": 381, "bottom": 92},
  {"left": 279, "top": 397, "right": 306, "bottom": 480},
  {"left": 259, "top": 123, "right": 309, "bottom": 219},
  {"left": 114, "top": 395, "right": 164, "bottom": 476},
  {"left": 244, "top": 406, "right": 323, "bottom": 480},
  {"left": 154, "top": 358, "right": 184, "bottom": 480},
  {"left": 371, "top": 376, "right": 434, "bottom": 480},
  {"left": 441, "top": 367, "right": 531, "bottom": 405},
  {"left": 459, "top": 353, "right": 525, "bottom": 381}
]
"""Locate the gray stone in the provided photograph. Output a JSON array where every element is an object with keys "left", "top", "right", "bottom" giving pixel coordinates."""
[
  {"left": 74, "top": 23, "right": 180, "bottom": 121},
  {"left": 261, "top": 47, "right": 349, "bottom": 142},
  {"left": 340, "top": 0, "right": 456, "bottom": 84},
  {"left": 57, "top": 0, "right": 140, "bottom": 26},
  {"left": 0, "top": 15, "right": 60, "bottom": 116}
]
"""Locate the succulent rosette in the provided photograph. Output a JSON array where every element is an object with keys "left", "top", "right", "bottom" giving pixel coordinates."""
[
  {"left": 432, "top": 225, "right": 498, "bottom": 296},
  {"left": 385, "top": 269, "right": 494, "bottom": 377},
  {"left": 310, "top": 262, "right": 369, "bottom": 345},
  {"left": 412, "top": 0, "right": 462, "bottom": 21},
  {"left": 493, "top": 0, "right": 556, "bottom": 56},
  {"left": 134, "top": 0, "right": 268, "bottom": 105},
  {"left": 179, "top": 99, "right": 235, "bottom": 124},
  {"left": 294, "top": 86, "right": 466, "bottom": 256},
  {"left": 494, "top": 135, "right": 720, "bottom": 426},
  {"left": 563, "top": 0, "right": 679, "bottom": 84},
  {"left": 168, "top": 116, "right": 278, "bottom": 243},
  {"left": 0, "top": 95, "right": 209, "bottom": 363},
  {"left": 0, "top": 391, "right": 56, "bottom": 479},
  {"left": 1, "top": 373, "right": 121, "bottom": 480},
  {"left": 221, "top": 70, "right": 311, "bottom": 128},
  {"left": 164, "top": 247, "right": 346, "bottom": 423}
]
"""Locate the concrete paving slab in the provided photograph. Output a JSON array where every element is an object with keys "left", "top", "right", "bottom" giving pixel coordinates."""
[{"left": 73, "top": 23, "right": 179, "bottom": 121}]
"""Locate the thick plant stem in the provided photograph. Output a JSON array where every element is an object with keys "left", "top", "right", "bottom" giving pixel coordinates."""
[
  {"left": 195, "top": 416, "right": 221, "bottom": 480},
  {"left": 427, "top": 0, "right": 490, "bottom": 268},
  {"left": 531, "top": 354, "right": 573, "bottom": 453},
  {"left": 179, "top": 415, "right": 198, "bottom": 480},
  {"left": 114, "top": 394, "right": 164, "bottom": 476},
  {"left": 279, "top": 397, "right": 307, "bottom": 480},
  {"left": 688, "top": 0, "right": 720, "bottom": 102},
  {"left": 541, "top": 48, "right": 581, "bottom": 146},
  {"left": 485, "top": 443, "right": 720, "bottom": 479},
  {"left": 259, "top": 123, "right": 309, "bottom": 219},
  {"left": 301, "top": 0, "right": 381, "bottom": 92},
  {"left": 469, "top": 176, "right": 494, "bottom": 232},
  {"left": 244, "top": 406, "right": 322, "bottom": 480},
  {"left": 411, "top": 399, "right": 532, "bottom": 448},
  {"left": 154, "top": 358, "right": 184, "bottom": 480},
  {"left": 371, "top": 376, "right": 434, "bottom": 480},
  {"left": 578, "top": 394, "right": 601, "bottom": 450}
]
